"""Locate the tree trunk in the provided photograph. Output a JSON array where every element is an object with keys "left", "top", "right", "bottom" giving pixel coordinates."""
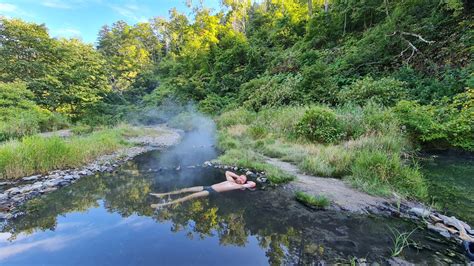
[{"left": 324, "top": 0, "right": 329, "bottom": 13}]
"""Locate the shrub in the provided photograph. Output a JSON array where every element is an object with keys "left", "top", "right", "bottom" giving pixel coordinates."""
[
  {"left": 295, "top": 191, "right": 330, "bottom": 209},
  {"left": 393, "top": 100, "right": 446, "bottom": 144},
  {"left": 240, "top": 74, "right": 302, "bottom": 111},
  {"left": 216, "top": 108, "right": 256, "bottom": 128},
  {"left": 338, "top": 76, "right": 407, "bottom": 106},
  {"left": 0, "top": 82, "right": 69, "bottom": 141},
  {"left": 296, "top": 106, "right": 345, "bottom": 143}
]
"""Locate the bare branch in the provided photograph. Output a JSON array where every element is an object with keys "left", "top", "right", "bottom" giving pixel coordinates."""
[{"left": 399, "top": 31, "right": 435, "bottom": 44}]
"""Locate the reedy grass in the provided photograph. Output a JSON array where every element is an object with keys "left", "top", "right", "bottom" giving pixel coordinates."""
[
  {"left": 389, "top": 227, "right": 417, "bottom": 257},
  {"left": 216, "top": 104, "right": 428, "bottom": 200},
  {"left": 0, "top": 125, "right": 150, "bottom": 180}
]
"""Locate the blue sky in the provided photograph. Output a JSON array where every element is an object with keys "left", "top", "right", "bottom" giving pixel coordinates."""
[{"left": 0, "top": 0, "right": 221, "bottom": 44}]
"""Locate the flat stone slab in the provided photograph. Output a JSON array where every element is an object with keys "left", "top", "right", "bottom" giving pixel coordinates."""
[{"left": 264, "top": 156, "right": 391, "bottom": 213}]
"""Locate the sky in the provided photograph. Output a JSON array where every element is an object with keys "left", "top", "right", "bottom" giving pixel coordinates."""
[{"left": 0, "top": 0, "right": 221, "bottom": 44}]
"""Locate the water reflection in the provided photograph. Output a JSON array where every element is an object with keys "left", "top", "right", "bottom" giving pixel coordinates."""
[
  {"left": 421, "top": 152, "right": 474, "bottom": 225},
  {"left": 0, "top": 154, "right": 468, "bottom": 264}
]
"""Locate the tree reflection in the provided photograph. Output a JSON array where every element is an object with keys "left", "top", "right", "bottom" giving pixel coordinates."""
[
  {"left": 2, "top": 165, "right": 324, "bottom": 264},
  {"left": 1, "top": 154, "right": 468, "bottom": 264}
]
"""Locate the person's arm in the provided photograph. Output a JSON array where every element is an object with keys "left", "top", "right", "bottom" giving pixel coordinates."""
[{"left": 225, "top": 171, "right": 240, "bottom": 183}]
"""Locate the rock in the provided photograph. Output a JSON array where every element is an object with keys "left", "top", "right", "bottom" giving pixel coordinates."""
[
  {"left": 63, "top": 175, "right": 75, "bottom": 181},
  {"left": 257, "top": 177, "right": 268, "bottom": 183},
  {"left": 41, "top": 187, "right": 57, "bottom": 193},
  {"left": 387, "top": 257, "right": 415, "bottom": 266},
  {"left": 5, "top": 187, "right": 20, "bottom": 195},
  {"left": 0, "top": 212, "right": 12, "bottom": 220},
  {"left": 408, "top": 207, "right": 431, "bottom": 218},
  {"left": 468, "top": 229, "right": 474, "bottom": 236},
  {"left": 426, "top": 223, "right": 454, "bottom": 238},
  {"left": 0, "top": 193, "right": 8, "bottom": 201},
  {"left": 22, "top": 175, "right": 41, "bottom": 181}
]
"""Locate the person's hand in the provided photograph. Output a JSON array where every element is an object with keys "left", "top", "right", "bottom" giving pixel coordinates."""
[{"left": 246, "top": 181, "right": 256, "bottom": 188}]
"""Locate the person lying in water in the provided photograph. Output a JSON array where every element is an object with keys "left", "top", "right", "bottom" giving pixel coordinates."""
[{"left": 150, "top": 171, "right": 256, "bottom": 208}]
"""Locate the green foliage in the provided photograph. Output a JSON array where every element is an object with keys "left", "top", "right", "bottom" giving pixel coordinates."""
[
  {"left": 0, "top": 125, "right": 156, "bottom": 179},
  {"left": 393, "top": 100, "right": 446, "bottom": 144},
  {"left": 295, "top": 191, "right": 330, "bottom": 209},
  {"left": 296, "top": 106, "right": 345, "bottom": 143},
  {"left": 0, "top": 128, "right": 123, "bottom": 179},
  {"left": 0, "top": 82, "right": 69, "bottom": 141},
  {"left": 0, "top": 18, "right": 111, "bottom": 118},
  {"left": 247, "top": 125, "right": 267, "bottom": 139},
  {"left": 240, "top": 74, "right": 302, "bottom": 111},
  {"left": 216, "top": 108, "right": 256, "bottom": 128},
  {"left": 338, "top": 76, "right": 407, "bottom": 106},
  {"left": 350, "top": 150, "right": 427, "bottom": 199}
]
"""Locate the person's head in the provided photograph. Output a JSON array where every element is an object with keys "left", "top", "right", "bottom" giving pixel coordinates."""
[{"left": 235, "top": 175, "right": 247, "bottom": 184}]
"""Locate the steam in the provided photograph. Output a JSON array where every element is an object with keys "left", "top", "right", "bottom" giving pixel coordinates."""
[{"left": 131, "top": 100, "right": 218, "bottom": 177}]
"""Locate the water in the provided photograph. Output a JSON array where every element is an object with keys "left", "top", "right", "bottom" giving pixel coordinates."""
[
  {"left": 421, "top": 152, "right": 474, "bottom": 225},
  {"left": 0, "top": 131, "right": 469, "bottom": 264}
]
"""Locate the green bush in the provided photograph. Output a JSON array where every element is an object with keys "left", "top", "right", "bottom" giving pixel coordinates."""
[
  {"left": 240, "top": 74, "right": 302, "bottom": 111},
  {"left": 393, "top": 100, "right": 446, "bottom": 144},
  {"left": 0, "top": 82, "right": 70, "bottom": 141},
  {"left": 296, "top": 106, "right": 345, "bottom": 143},
  {"left": 216, "top": 108, "right": 256, "bottom": 128},
  {"left": 338, "top": 76, "right": 407, "bottom": 106}
]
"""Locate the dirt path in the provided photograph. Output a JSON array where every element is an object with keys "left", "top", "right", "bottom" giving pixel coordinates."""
[{"left": 264, "top": 157, "right": 393, "bottom": 213}]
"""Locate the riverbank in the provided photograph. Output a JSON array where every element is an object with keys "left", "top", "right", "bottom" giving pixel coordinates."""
[{"left": 0, "top": 124, "right": 182, "bottom": 220}]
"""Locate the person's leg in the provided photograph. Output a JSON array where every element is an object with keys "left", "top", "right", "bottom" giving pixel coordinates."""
[
  {"left": 151, "top": 191, "right": 209, "bottom": 208},
  {"left": 150, "top": 186, "right": 204, "bottom": 198}
]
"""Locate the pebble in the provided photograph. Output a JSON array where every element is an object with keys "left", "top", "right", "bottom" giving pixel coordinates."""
[
  {"left": 22, "top": 175, "right": 41, "bottom": 181},
  {"left": 408, "top": 207, "right": 431, "bottom": 218}
]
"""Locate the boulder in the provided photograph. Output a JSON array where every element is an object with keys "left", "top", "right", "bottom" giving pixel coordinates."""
[
  {"left": 408, "top": 207, "right": 431, "bottom": 218},
  {"left": 22, "top": 175, "right": 41, "bottom": 181}
]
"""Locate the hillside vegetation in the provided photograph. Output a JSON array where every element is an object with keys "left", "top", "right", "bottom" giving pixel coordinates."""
[{"left": 0, "top": 0, "right": 472, "bottom": 198}]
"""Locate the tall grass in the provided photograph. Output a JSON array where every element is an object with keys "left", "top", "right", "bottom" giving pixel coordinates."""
[
  {"left": 0, "top": 125, "right": 147, "bottom": 179},
  {"left": 216, "top": 104, "right": 428, "bottom": 200}
]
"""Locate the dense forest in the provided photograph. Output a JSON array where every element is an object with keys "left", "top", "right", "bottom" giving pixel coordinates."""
[{"left": 0, "top": 0, "right": 473, "bottom": 197}]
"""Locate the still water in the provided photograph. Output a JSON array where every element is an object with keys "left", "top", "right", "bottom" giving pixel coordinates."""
[
  {"left": 421, "top": 152, "right": 474, "bottom": 225},
  {"left": 0, "top": 131, "right": 469, "bottom": 264}
]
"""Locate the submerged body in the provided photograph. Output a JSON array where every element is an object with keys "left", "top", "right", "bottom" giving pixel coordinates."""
[{"left": 150, "top": 171, "right": 256, "bottom": 208}]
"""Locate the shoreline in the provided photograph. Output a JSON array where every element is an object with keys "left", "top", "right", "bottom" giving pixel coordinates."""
[{"left": 0, "top": 124, "right": 182, "bottom": 220}]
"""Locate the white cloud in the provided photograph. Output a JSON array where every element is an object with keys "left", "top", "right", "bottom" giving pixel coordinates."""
[
  {"left": 41, "top": 0, "right": 73, "bottom": 9},
  {"left": 0, "top": 3, "right": 17, "bottom": 13},
  {"left": 110, "top": 3, "right": 146, "bottom": 22}
]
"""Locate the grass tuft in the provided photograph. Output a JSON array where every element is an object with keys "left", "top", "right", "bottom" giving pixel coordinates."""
[{"left": 295, "top": 191, "right": 330, "bottom": 209}]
